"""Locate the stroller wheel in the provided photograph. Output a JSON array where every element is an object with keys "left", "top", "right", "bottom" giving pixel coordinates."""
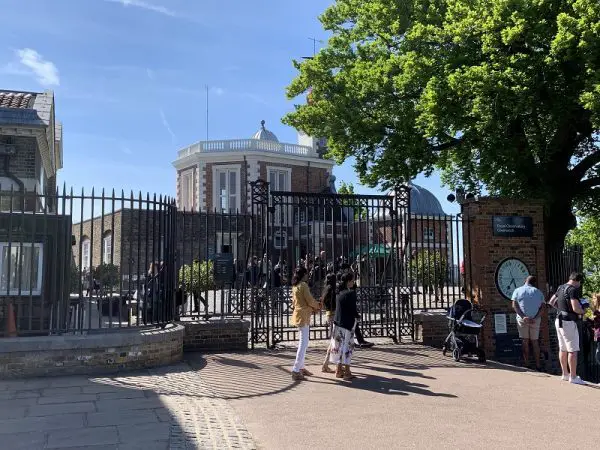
[
  {"left": 477, "top": 349, "right": 486, "bottom": 363},
  {"left": 452, "top": 348, "right": 461, "bottom": 362},
  {"left": 442, "top": 344, "right": 447, "bottom": 356}
]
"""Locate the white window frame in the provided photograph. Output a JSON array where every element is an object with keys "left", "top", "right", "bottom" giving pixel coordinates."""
[
  {"left": 82, "top": 238, "right": 91, "bottom": 271},
  {"left": 267, "top": 166, "right": 292, "bottom": 226},
  {"left": 423, "top": 227, "right": 435, "bottom": 241},
  {"left": 180, "top": 170, "right": 194, "bottom": 211},
  {"left": 103, "top": 233, "right": 112, "bottom": 264},
  {"left": 212, "top": 164, "right": 241, "bottom": 213},
  {"left": 0, "top": 242, "right": 44, "bottom": 295}
]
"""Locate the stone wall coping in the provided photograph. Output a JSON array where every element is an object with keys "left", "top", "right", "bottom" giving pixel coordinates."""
[
  {"left": 0, "top": 324, "right": 184, "bottom": 353},
  {"left": 463, "top": 197, "right": 544, "bottom": 206},
  {"left": 414, "top": 311, "right": 448, "bottom": 321},
  {"left": 179, "top": 318, "right": 251, "bottom": 329}
]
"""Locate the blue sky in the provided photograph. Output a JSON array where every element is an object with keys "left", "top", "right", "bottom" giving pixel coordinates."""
[{"left": 0, "top": 0, "right": 458, "bottom": 214}]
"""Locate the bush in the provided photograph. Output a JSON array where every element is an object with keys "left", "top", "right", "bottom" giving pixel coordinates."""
[
  {"left": 409, "top": 250, "right": 448, "bottom": 289},
  {"left": 93, "top": 263, "right": 120, "bottom": 292},
  {"left": 179, "top": 260, "right": 214, "bottom": 296}
]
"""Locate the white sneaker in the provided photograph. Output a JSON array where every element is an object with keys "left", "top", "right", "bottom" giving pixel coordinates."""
[
  {"left": 570, "top": 376, "right": 586, "bottom": 385},
  {"left": 561, "top": 375, "right": 569, "bottom": 381}
]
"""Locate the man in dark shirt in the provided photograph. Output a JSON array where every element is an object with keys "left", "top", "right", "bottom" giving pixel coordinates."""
[{"left": 549, "top": 272, "right": 586, "bottom": 384}]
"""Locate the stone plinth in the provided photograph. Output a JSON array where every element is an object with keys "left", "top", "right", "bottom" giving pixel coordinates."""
[{"left": 180, "top": 318, "right": 250, "bottom": 352}]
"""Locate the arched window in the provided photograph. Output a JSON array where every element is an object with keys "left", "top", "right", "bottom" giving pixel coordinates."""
[
  {"left": 81, "top": 236, "right": 91, "bottom": 271},
  {"left": 102, "top": 232, "right": 112, "bottom": 264}
]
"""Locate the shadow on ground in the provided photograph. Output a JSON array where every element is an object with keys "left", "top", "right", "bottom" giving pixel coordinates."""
[{"left": 184, "top": 344, "right": 479, "bottom": 401}]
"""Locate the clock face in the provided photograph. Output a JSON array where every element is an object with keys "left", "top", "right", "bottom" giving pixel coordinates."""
[{"left": 495, "top": 258, "right": 530, "bottom": 300}]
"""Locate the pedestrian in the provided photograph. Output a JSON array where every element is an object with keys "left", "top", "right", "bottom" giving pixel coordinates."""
[
  {"left": 320, "top": 273, "right": 338, "bottom": 374},
  {"left": 330, "top": 270, "right": 360, "bottom": 381},
  {"left": 548, "top": 272, "right": 587, "bottom": 385},
  {"left": 290, "top": 266, "right": 322, "bottom": 381},
  {"left": 511, "top": 276, "right": 545, "bottom": 371}
]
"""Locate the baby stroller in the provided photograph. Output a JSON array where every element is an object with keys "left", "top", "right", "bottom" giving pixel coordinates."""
[{"left": 442, "top": 299, "right": 486, "bottom": 363}]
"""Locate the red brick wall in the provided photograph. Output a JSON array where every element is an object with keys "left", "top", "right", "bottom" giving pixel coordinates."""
[
  {"left": 258, "top": 162, "right": 329, "bottom": 193},
  {"left": 462, "top": 198, "right": 548, "bottom": 365}
]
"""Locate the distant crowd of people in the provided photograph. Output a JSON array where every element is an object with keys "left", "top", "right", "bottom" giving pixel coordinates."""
[{"left": 234, "top": 250, "right": 375, "bottom": 293}]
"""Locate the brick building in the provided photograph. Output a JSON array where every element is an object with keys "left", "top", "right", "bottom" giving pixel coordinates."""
[
  {"left": 0, "top": 89, "right": 64, "bottom": 334},
  {"left": 0, "top": 90, "right": 63, "bottom": 211},
  {"left": 173, "top": 120, "right": 334, "bottom": 214}
]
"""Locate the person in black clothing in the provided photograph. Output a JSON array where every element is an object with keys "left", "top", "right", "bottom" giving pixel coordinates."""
[
  {"left": 337, "top": 264, "right": 374, "bottom": 348},
  {"left": 329, "top": 271, "right": 360, "bottom": 380},
  {"left": 320, "top": 273, "right": 338, "bottom": 373},
  {"left": 549, "top": 272, "right": 587, "bottom": 384}
]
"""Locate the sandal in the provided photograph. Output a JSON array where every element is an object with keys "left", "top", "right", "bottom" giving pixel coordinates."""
[
  {"left": 321, "top": 366, "right": 335, "bottom": 374},
  {"left": 335, "top": 364, "right": 344, "bottom": 379}
]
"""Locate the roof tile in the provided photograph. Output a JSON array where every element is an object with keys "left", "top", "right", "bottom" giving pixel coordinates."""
[{"left": 0, "top": 91, "right": 36, "bottom": 109}]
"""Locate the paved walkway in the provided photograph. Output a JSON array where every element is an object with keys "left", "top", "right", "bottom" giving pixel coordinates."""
[
  {"left": 0, "top": 365, "right": 256, "bottom": 449},
  {"left": 2, "top": 345, "right": 599, "bottom": 449},
  {"left": 187, "top": 345, "right": 600, "bottom": 450}
]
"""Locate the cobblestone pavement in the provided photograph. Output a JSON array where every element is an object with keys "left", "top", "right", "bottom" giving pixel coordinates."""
[{"left": 0, "top": 364, "right": 256, "bottom": 450}]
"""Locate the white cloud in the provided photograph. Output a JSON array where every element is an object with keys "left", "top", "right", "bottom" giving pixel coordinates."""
[
  {"left": 121, "top": 145, "right": 133, "bottom": 155},
  {"left": 211, "top": 87, "right": 225, "bottom": 96},
  {"left": 105, "top": 0, "right": 176, "bottom": 17},
  {"left": 16, "top": 48, "right": 60, "bottom": 86},
  {"left": 159, "top": 109, "right": 176, "bottom": 143},
  {"left": 146, "top": 68, "right": 155, "bottom": 80}
]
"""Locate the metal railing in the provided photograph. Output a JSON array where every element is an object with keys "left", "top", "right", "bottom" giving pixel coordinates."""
[
  {"left": 177, "top": 138, "right": 317, "bottom": 159},
  {"left": 0, "top": 187, "right": 177, "bottom": 336}
]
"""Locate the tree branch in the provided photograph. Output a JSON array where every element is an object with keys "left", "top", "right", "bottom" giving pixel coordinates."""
[
  {"left": 430, "top": 136, "right": 462, "bottom": 152},
  {"left": 578, "top": 176, "right": 600, "bottom": 192},
  {"left": 571, "top": 151, "right": 600, "bottom": 180}
]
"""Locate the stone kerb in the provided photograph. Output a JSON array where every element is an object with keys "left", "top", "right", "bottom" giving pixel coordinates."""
[
  {"left": 0, "top": 324, "right": 184, "bottom": 378},
  {"left": 462, "top": 197, "right": 550, "bottom": 367}
]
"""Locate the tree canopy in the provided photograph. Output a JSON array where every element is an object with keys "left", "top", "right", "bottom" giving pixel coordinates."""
[
  {"left": 567, "top": 214, "right": 600, "bottom": 296},
  {"left": 284, "top": 0, "right": 600, "bottom": 248}
]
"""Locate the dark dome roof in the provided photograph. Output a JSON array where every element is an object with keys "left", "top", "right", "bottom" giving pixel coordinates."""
[{"left": 409, "top": 183, "right": 446, "bottom": 215}]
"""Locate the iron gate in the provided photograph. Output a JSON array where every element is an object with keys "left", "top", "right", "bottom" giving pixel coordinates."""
[{"left": 248, "top": 180, "right": 413, "bottom": 348}]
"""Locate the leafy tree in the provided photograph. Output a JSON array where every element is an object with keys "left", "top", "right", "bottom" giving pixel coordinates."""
[
  {"left": 178, "top": 260, "right": 215, "bottom": 296},
  {"left": 93, "top": 263, "right": 120, "bottom": 293},
  {"left": 337, "top": 181, "right": 367, "bottom": 219},
  {"left": 566, "top": 215, "right": 600, "bottom": 296},
  {"left": 409, "top": 250, "right": 448, "bottom": 298},
  {"left": 284, "top": 0, "right": 600, "bottom": 250},
  {"left": 337, "top": 181, "right": 355, "bottom": 195}
]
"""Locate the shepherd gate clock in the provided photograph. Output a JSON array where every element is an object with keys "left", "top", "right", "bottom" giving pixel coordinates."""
[{"left": 495, "top": 257, "right": 530, "bottom": 300}]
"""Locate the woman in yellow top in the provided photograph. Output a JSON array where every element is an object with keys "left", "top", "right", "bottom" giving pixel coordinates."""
[{"left": 290, "top": 266, "right": 321, "bottom": 381}]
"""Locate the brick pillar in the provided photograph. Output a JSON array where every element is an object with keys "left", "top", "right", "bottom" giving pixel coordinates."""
[{"left": 462, "top": 198, "right": 549, "bottom": 366}]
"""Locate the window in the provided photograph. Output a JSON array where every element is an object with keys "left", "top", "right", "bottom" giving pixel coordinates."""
[
  {"left": 268, "top": 167, "right": 291, "bottom": 225},
  {"left": 180, "top": 171, "right": 194, "bottom": 211},
  {"left": 213, "top": 166, "right": 240, "bottom": 213},
  {"left": 82, "top": 238, "right": 90, "bottom": 271},
  {"left": 274, "top": 231, "right": 287, "bottom": 249},
  {"left": 103, "top": 233, "right": 112, "bottom": 264},
  {"left": 217, "top": 232, "right": 239, "bottom": 258},
  {"left": 423, "top": 227, "right": 435, "bottom": 241},
  {"left": 0, "top": 243, "right": 43, "bottom": 295}
]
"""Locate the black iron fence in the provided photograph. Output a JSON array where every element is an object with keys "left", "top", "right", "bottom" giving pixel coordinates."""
[
  {"left": 0, "top": 187, "right": 177, "bottom": 336},
  {"left": 0, "top": 183, "right": 469, "bottom": 345}
]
